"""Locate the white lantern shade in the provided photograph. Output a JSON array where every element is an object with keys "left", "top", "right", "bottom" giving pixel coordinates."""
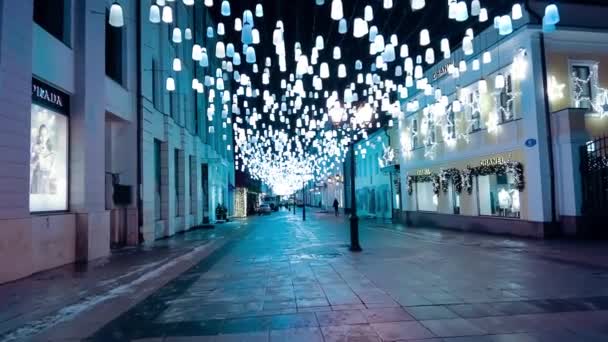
[
  {"left": 149, "top": 5, "right": 161, "bottom": 23},
  {"left": 162, "top": 6, "right": 173, "bottom": 23},
  {"left": 419, "top": 29, "right": 430, "bottom": 46},
  {"left": 109, "top": 3, "right": 124, "bottom": 28}
]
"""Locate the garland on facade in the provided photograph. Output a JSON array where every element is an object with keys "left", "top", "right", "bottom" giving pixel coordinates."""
[
  {"left": 409, "top": 161, "right": 525, "bottom": 196},
  {"left": 440, "top": 168, "right": 463, "bottom": 194},
  {"left": 407, "top": 174, "right": 440, "bottom": 196},
  {"left": 463, "top": 161, "right": 525, "bottom": 195}
]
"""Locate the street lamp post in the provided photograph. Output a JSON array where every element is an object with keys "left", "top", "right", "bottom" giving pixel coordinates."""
[
  {"left": 348, "top": 142, "right": 361, "bottom": 252},
  {"left": 302, "top": 180, "right": 306, "bottom": 221}
]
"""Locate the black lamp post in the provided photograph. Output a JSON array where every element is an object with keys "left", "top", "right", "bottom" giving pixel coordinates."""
[
  {"left": 302, "top": 180, "right": 306, "bottom": 221},
  {"left": 348, "top": 142, "right": 361, "bottom": 252}
]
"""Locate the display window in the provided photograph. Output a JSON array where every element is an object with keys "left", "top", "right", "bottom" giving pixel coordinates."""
[
  {"left": 416, "top": 182, "right": 437, "bottom": 212},
  {"left": 29, "top": 79, "right": 70, "bottom": 212},
  {"left": 477, "top": 173, "right": 521, "bottom": 218}
]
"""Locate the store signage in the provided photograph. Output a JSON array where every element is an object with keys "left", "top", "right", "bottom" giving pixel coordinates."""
[
  {"left": 479, "top": 153, "right": 514, "bottom": 167},
  {"left": 525, "top": 138, "right": 537, "bottom": 148},
  {"left": 416, "top": 168, "right": 432, "bottom": 176},
  {"left": 432, "top": 63, "right": 454, "bottom": 81},
  {"left": 32, "top": 78, "right": 70, "bottom": 114}
]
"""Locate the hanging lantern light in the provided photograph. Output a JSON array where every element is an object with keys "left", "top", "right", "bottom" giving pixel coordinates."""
[
  {"left": 411, "top": 0, "right": 425, "bottom": 11},
  {"left": 246, "top": 46, "right": 256, "bottom": 64},
  {"left": 472, "top": 59, "right": 480, "bottom": 71},
  {"left": 479, "top": 8, "right": 488, "bottom": 22},
  {"left": 544, "top": 4, "right": 560, "bottom": 25},
  {"left": 192, "top": 44, "right": 202, "bottom": 60},
  {"left": 383, "top": 0, "right": 393, "bottom": 9},
  {"left": 495, "top": 73, "right": 505, "bottom": 89},
  {"left": 400, "top": 44, "right": 409, "bottom": 58},
  {"left": 172, "top": 28, "right": 182, "bottom": 43},
  {"left": 162, "top": 5, "right": 173, "bottom": 23},
  {"left": 425, "top": 48, "right": 435, "bottom": 64},
  {"left": 234, "top": 18, "right": 242, "bottom": 31},
  {"left": 331, "top": 0, "right": 344, "bottom": 20},
  {"left": 455, "top": 1, "right": 469, "bottom": 22},
  {"left": 471, "top": 0, "right": 481, "bottom": 16},
  {"left": 512, "top": 3, "right": 523, "bottom": 20},
  {"left": 109, "top": 2, "right": 124, "bottom": 28},
  {"left": 184, "top": 28, "right": 192, "bottom": 40},
  {"left": 364, "top": 5, "right": 374, "bottom": 21},
  {"left": 419, "top": 29, "right": 430, "bottom": 46},
  {"left": 216, "top": 41, "right": 226, "bottom": 58},
  {"left": 166, "top": 77, "right": 176, "bottom": 92},
  {"left": 498, "top": 15, "right": 513, "bottom": 35},
  {"left": 478, "top": 78, "right": 488, "bottom": 93},
  {"left": 338, "top": 19, "right": 347, "bottom": 34},
  {"left": 221, "top": 0, "right": 230, "bottom": 16},
  {"left": 482, "top": 51, "right": 492, "bottom": 64},
  {"left": 173, "top": 58, "right": 182, "bottom": 72},
  {"left": 149, "top": 4, "right": 161, "bottom": 23},
  {"left": 333, "top": 46, "right": 342, "bottom": 60},
  {"left": 315, "top": 36, "right": 324, "bottom": 50},
  {"left": 320, "top": 62, "right": 329, "bottom": 78},
  {"left": 256, "top": 3, "right": 264, "bottom": 17},
  {"left": 338, "top": 64, "right": 347, "bottom": 78},
  {"left": 353, "top": 18, "right": 368, "bottom": 38}
]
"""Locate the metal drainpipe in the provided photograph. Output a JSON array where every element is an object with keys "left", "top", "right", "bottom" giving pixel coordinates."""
[
  {"left": 525, "top": 0, "right": 559, "bottom": 231},
  {"left": 136, "top": 0, "right": 144, "bottom": 243}
]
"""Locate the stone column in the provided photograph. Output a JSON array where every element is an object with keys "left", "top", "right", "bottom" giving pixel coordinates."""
[
  {"left": 71, "top": 0, "right": 110, "bottom": 261},
  {"left": 0, "top": 0, "right": 35, "bottom": 283}
]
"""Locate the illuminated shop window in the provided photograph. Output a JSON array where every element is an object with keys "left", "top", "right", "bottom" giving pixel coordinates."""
[
  {"left": 416, "top": 182, "right": 437, "bottom": 212},
  {"left": 477, "top": 173, "right": 521, "bottom": 218}
]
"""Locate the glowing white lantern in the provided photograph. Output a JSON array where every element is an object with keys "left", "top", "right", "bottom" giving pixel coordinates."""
[
  {"left": 172, "top": 28, "right": 182, "bottom": 43},
  {"left": 498, "top": 16, "right": 513, "bottom": 36},
  {"left": 221, "top": 0, "right": 230, "bottom": 16},
  {"left": 483, "top": 51, "right": 492, "bottom": 64},
  {"left": 338, "top": 19, "right": 347, "bottom": 34},
  {"left": 192, "top": 44, "right": 202, "bottom": 60},
  {"left": 455, "top": 1, "right": 469, "bottom": 22},
  {"left": 333, "top": 47, "right": 341, "bottom": 60},
  {"left": 512, "top": 3, "right": 523, "bottom": 20},
  {"left": 162, "top": 6, "right": 173, "bottom": 23},
  {"left": 471, "top": 0, "right": 481, "bottom": 16},
  {"left": 338, "top": 64, "right": 347, "bottom": 78},
  {"left": 256, "top": 3, "right": 264, "bottom": 17},
  {"left": 419, "top": 29, "right": 430, "bottom": 46},
  {"left": 478, "top": 78, "right": 488, "bottom": 93},
  {"left": 353, "top": 18, "right": 368, "bottom": 38},
  {"left": 495, "top": 73, "right": 505, "bottom": 89},
  {"left": 234, "top": 18, "right": 242, "bottom": 31},
  {"left": 411, "top": 0, "right": 425, "bottom": 11},
  {"left": 331, "top": 0, "right": 344, "bottom": 20},
  {"left": 383, "top": 0, "right": 393, "bottom": 9},
  {"left": 166, "top": 77, "right": 176, "bottom": 92},
  {"left": 365, "top": 5, "right": 374, "bottom": 21},
  {"left": 173, "top": 58, "right": 182, "bottom": 71},
  {"left": 109, "top": 2, "right": 124, "bottom": 28},
  {"left": 425, "top": 48, "right": 435, "bottom": 64},
  {"left": 479, "top": 8, "right": 488, "bottom": 22},
  {"left": 149, "top": 5, "right": 161, "bottom": 23}
]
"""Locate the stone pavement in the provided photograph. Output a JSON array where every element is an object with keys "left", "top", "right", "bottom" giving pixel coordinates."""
[{"left": 4, "top": 210, "right": 608, "bottom": 341}]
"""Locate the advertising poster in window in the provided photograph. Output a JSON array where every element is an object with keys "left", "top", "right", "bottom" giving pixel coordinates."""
[{"left": 29, "top": 79, "right": 69, "bottom": 212}]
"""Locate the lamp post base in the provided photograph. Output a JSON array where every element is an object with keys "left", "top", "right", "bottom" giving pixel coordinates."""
[{"left": 349, "top": 215, "right": 362, "bottom": 252}]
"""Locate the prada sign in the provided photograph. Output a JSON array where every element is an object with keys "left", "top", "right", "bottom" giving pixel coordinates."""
[{"left": 32, "top": 78, "right": 70, "bottom": 115}]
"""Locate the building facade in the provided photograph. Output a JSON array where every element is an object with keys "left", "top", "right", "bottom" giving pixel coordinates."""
[
  {"left": 0, "top": 0, "right": 234, "bottom": 284},
  {"left": 396, "top": 2, "right": 608, "bottom": 238}
]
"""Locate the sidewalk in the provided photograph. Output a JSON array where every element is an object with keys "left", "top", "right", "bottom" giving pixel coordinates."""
[{"left": 0, "top": 221, "right": 245, "bottom": 342}]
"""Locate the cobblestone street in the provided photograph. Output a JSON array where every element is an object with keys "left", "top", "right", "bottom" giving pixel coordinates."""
[{"left": 4, "top": 210, "right": 608, "bottom": 341}]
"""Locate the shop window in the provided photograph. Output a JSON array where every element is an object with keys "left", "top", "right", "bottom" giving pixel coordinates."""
[
  {"left": 497, "top": 74, "right": 515, "bottom": 123},
  {"left": 30, "top": 79, "right": 70, "bottom": 212},
  {"left": 477, "top": 174, "right": 521, "bottom": 218},
  {"left": 446, "top": 108, "right": 456, "bottom": 140},
  {"left": 416, "top": 182, "right": 437, "bottom": 212},
  {"left": 34, "top": 0, "right": 71, "bottom": 46},
  {"left": 468, "top": 90, "right": 482, "bottom": 132},
  {"left": 448, "top": 183, "right": 460, "bottom": 214},
  {"left": 105, "top": 9, "right": 124, "bottom": 85},
  {"left": 154, "top": 139, "right": 162, "bottom": 220},
  {"left": 570, "top": 62, "right": 596, "bottom": 109},
  {"left": 411, "top": 118, "right": 418, "bottom": 149}
]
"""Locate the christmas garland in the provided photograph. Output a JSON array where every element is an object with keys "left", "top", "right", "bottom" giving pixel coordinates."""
[
  {"left": 407, "top": 174, "right": 440, "bottom": 195},
  {"left": 463, "top": 161, "right": 525, "bottom": 195},
  {"left": 440, "top": 168, "right": 463, "bottom": 194},
  {"left": 409, "top": 161, "right": 524, "bottom": 196}
]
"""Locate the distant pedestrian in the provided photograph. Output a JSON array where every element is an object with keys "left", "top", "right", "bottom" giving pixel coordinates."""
[{"left": 333, "top": 198, "right": 339, "bottom": 217}]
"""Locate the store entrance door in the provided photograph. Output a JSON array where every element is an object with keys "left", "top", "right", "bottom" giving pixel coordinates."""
[{"left": 580, "top": 137, "right": 608, "bottom": 237}]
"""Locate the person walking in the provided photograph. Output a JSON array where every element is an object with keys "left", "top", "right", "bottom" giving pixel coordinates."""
[{"left": 333, "top": 198, "right": 339, "bottom": 217}]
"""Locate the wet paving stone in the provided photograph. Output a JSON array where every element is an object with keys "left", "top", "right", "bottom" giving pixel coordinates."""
[{"left": 78, "top": 212, "right": 608, "bottom": 341}]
